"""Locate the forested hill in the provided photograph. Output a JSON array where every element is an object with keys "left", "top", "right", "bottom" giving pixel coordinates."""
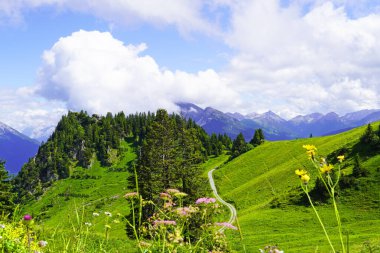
[{"left": 14, "top": 110, "right": 232, "bottom": 202}]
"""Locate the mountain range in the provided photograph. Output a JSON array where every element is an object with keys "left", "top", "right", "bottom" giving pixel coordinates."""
[
  {"left": 178, "top": 102, "right": 380, "bottom": 141},
  {"left": 0, "top": 121, "right": 39, "bottom": 174},
  {"left": 2, "top": 104, "right": 380, "bottom": 174}
]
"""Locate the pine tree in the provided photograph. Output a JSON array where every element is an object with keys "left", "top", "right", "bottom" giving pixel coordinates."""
[
  {"left": 250, "top": 128, "right": 265, "bottom": 146},
  {"left": 0, "top": 161, "right": 15, "bottom": 214},
  {"left": 361, "top": 124, "right": 378, "bottom": 145},
  {"left": 231, "top": 133, "right": 248, "bottom": 157},
  {"left": 137, "top": 109, "right": 177, "bottom": 201},
  {"left": 352, "top": 154, "right": 369, "bottom": 177}
]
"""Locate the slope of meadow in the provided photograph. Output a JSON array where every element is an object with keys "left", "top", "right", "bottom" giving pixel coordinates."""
[
  {"left": 19, "top": 123, "right": 380, "bottom": 252},
  {"left": 214, "top": 122, "right": 380, "bottom": 252},
  {"left": 21, "top": 140, "right": 138, "bottom": 251}
]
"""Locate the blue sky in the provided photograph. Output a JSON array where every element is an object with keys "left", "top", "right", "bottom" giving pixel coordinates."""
[{"left": 1, "top": 0, "right": 380, "bottom": 140}]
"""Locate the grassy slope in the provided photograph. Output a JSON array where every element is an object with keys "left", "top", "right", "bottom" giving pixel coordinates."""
[
  {"left": 214, "top": 122, "right": 380, "bottom": 252},
  {"left": 22, "top": 141, "right": 137, "bottom": 251},
  {"left": 22, "top": 143, "right": 230, "bottom": 252}
]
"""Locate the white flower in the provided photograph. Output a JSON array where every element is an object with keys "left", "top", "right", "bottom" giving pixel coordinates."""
[
  {"left": 85, "top": 222, "right": 92, "bottom": 226},
  {"left": 0, "top": 224, "right": 5, "bottom": 229},
  {"left": 104, "top": 211, "right": 112, "bottom": 217},
  {"left": 92, "top": 212, "right": 100, "bottom": 217}
]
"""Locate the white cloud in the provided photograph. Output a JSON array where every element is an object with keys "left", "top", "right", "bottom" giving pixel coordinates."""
[
  {"left": 221, "top": 0, "right": 380, "bottom": 118},
  {"left": 2, "top": 0, "right": 380, "bottom": 135},
  {"left": 0, "top": 0, "right": 217, "bottom": 35},
  {"left": 0, "top": 87, "right": 66, "bottom": 140},
  {"left": 35, "top": 30, "right": 239, "bottom": 116}
]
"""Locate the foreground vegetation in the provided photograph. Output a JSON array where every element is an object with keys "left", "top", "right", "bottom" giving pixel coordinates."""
[{"left": 0, "top": 109, "right": 379, "bottom": 252}]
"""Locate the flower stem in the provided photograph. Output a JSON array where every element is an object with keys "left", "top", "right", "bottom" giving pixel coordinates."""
[
  {"left": 304, "top": 184, "right": 336, "bottom": 252},
  {"left": 331, "top": 188, "right": 346, "bottom": 253}
]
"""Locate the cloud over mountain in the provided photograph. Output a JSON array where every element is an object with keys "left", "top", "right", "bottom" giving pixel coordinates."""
[
  {"left": 35, "top": 30, "right": 239, "bottom": 115},
  {"left": 1, "top": 0, "right": 380, "bottom": 138},
  {"left": 224, "top": 1, "right": 380, "bottom": 117}
]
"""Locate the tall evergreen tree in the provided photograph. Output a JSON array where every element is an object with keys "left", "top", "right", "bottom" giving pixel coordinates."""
[
  {"left": 250, "top": 128, "right": 265, "bottom": 147},
  {"left": 231, "top": 133, "right": 249, "bottom": 158},
  {"left": 352, "top": 154, "right": 369, "bottom": 177},
  {"left": 361, "top": 123, "right": 379, "bottom": 146},
  {"left": 137, "top": 109, "right": 177, "bottom": 201},
  {"left": 0, "top": 161, "right": 15, "bottom": 214}
]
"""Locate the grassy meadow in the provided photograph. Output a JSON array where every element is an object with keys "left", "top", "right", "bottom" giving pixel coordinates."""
[
  {"left": 7, "top": 123, "right": 379, "bottom": 252},
  {"left": 214, "top": 122, "right": 380, "bottom": 252}
]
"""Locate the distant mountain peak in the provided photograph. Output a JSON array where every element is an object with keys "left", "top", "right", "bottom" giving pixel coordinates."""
[
  {"left": 0, "top": 121, "right": 19, "bottom": 136},
  {"left": 257, "top": 111, "right": 286, "bottom": 123},
  {"left": 0, "top": 121, "right": 40, "bottom": 174}
]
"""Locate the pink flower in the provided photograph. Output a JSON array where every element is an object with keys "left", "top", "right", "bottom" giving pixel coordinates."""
[
  {"left": 214, "top": 222, "right": 238, "bottom": 230},
  {"left": 124, "top": 192, "right": 139, "bottom": 199},
  {"left": 195, "top": 197, "right": 216, "bottom": 204},
  {"left": 23, "top": 214, "right": 32, "bottom": 221},
  {"left": 160, "top": 192, "right": 171, "bottom": 200},
  {"left": 176, "top": 207, "right": 190, "bottom": 216},
  {"left": 166, "top": 189, "right": 180, "bottom": 194},
  {"left": 153, "top": 220, "right": 177, "bottom": 226},
  {"left": 38, "top": 240, "right": 48, "bottom": 247}
]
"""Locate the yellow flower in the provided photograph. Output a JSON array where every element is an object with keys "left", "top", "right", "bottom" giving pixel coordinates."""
[
  {"left": 295, "top": 169, "right": 307, "bottom": 176},
  {"left": 337, "top": 155, "right": 344, "bottom": 162},
  {"left": 302, "top": 144, "right": 317, "bottom": 151},
  {"left": 300, "top": 174, "right": 310, "bottom": 184},
  {"left": 320, "top": 163, "right": 334, "bottom": 174},
  {"left": 303, "top": 144, "right": 317, "bottom": 159}
]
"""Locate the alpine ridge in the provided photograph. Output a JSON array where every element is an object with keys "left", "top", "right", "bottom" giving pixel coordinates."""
[{"left": 178, "top": 102, "right": 380, "bottom": 141}]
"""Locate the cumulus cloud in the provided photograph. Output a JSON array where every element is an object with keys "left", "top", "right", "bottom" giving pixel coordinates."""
[
  {"left": 0, "top": 0, "right": 217, "bottom": 35},
  {"left": 222, "top": 0, "right": 380, "bottom": 118},
  {"left": 0, "top": 87, "right": 66, "bottom": 140},
  {"left": 35, "top": 30, "right": 239, "bottom": 115},
  {"left": 2, "top": 0, "right": 380, "bottom": 126}
]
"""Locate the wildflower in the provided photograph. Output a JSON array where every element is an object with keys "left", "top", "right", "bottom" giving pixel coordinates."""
[
  {"left": 300, "top": 174, "right": 310, "bottom": 184},
  {"left": 303, "top": 144, "right": 317, "bottom": 159},
  {"left": 214, "top": 222, "right": 238, "bottom": 230},
  {"left": 175, "top": 207, "right": 194, "bottom": 217},
  {"left": 124, "top": 192, "right": 139, "bottom": 199},
  {"left": 104, "top": 211, "right": 112, "bottom": 217},
  {"left": 139, "top": 241, "right": 151, "bottom": 248},
  {"left": 0, "top": 224, "right": 5, "bottom": 229},
  {"left": 38, "top": 240, "right": 48, "bottom": 247},
  {"left": 92, "top": 212, "right": 100, "bottom": 217},
  {"left": 23, "top": 214, "right": 32, "bottom": 225},
  {"left": 303, "top": 144, "right": 317, "bottom": 151},
  {"left": 337, "top": 155, "right": 344, "bottom": 162},
  {"left": 174, "top": 192, "right": 188, "bottom": 198},
  {"left": 160, "top": 192, "right": 171, "bottom": 200},
  {"left": 320, "top": 163, "right": 334, "bottom": 174},
  {"left": 163, "top": 201, "right": 174, "bottom": 209},
  {"left": 153, "top": 220, "right": 177, "bottom": 226},
  {"left": 166, "top": 188, "right": 180, "bottom": 194},
  {"left": 295, "top": 169, "right": 307, "bottom": 176},
  {"left": 23, "top": 214, "right": 32, "bottom": 221},
  {"left": 195, "top": 197, "right": 216, "bottom": 204},
  {"left": 84, "top": 222, "right": 92, "bottom": 226},
  {"left": 113, "top": 219, "right": 120, "bottom": 224}
]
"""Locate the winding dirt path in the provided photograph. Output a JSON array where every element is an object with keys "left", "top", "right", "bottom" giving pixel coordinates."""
[{"left": 208, "top": 168, "right": 237, "bottom": 232}]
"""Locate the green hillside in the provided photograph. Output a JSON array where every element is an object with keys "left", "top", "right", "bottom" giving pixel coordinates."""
[
  {"left": 214, "top": 122, "right": 380, "bottom": 252},
  {"left": 21, "top": 140, "right": 138, "bottom": 250},
  {"left": 9, "top": 118, "right": 380, "bottom": 252}
]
